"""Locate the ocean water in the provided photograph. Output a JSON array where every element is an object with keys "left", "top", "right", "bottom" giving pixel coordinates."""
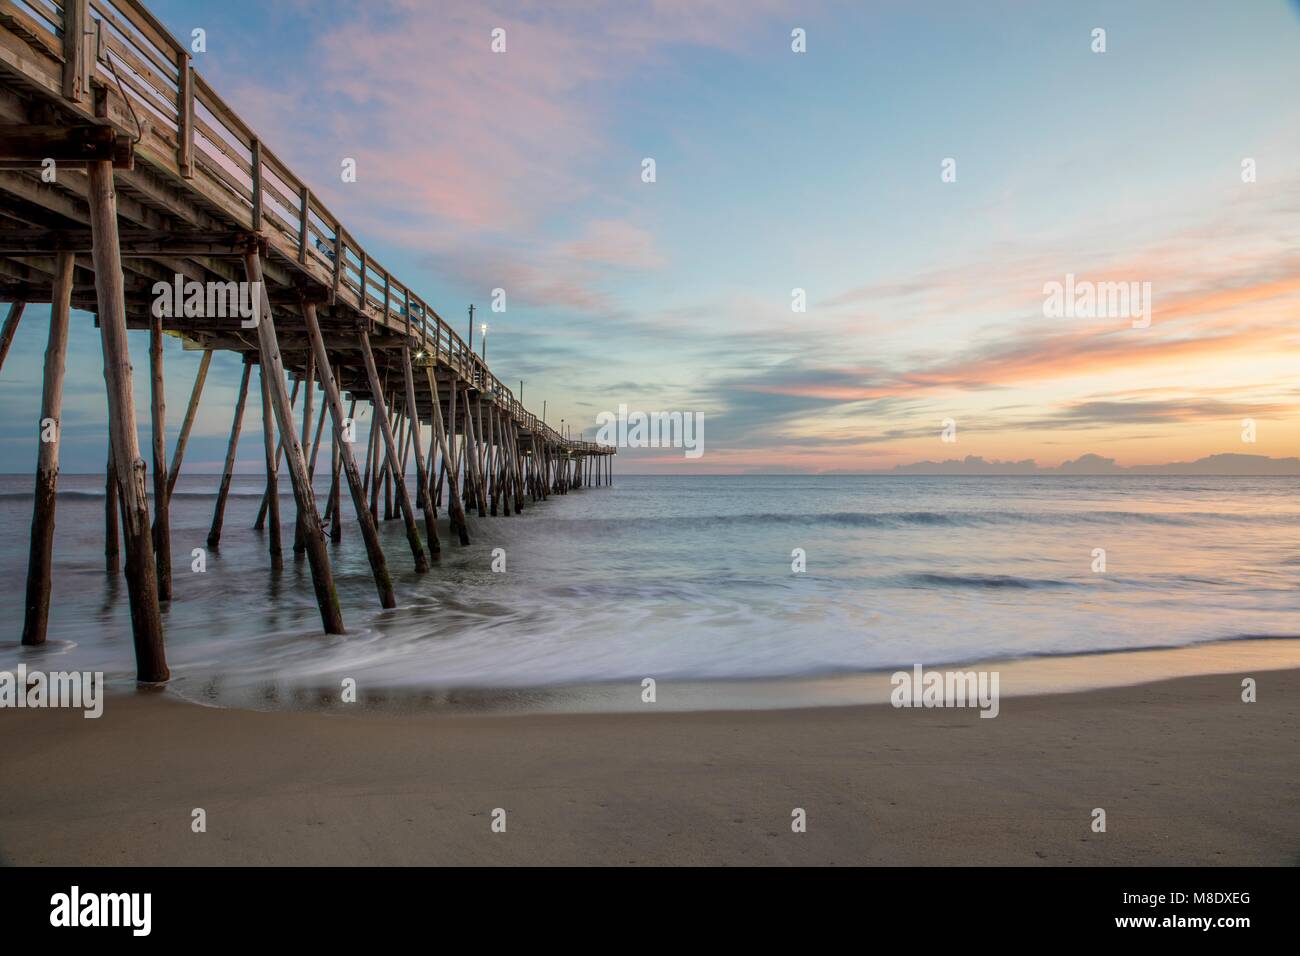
[{"left": 1, "top": 474, "right": 1297, "bottom": 704}]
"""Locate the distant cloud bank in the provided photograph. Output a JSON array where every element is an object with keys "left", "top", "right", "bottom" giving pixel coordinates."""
[{"left": 848, "top": 453, "right": 1300, "bottom": 477}]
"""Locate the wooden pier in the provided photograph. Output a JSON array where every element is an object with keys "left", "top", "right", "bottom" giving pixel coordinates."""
[{"left": 0, "top": 0, "right": 614, "bottom": 681}]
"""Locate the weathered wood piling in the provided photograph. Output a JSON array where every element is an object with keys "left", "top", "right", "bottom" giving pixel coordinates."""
[
  {"left": 245, "top": 249, "right": 344, "bottom": 633},
  {"left": 0, "top": 300, "right": 24, "bottom": 371},
  {"left": 20, "top": 252, "right": 72, "bottom": 645},
  {"left": 302, "top": 300, "right": 394, "bottom": 609},
  {"left": 208, "top": 360, "right": 251, "bottom": 549},
  {"left": 87, "top": 157, "right": 168, "bottom": 682},
  {"left": 167, "top": 349, "right": 212, "bottom": 498},
  {"left": 148, "top": 305, "right": 171, "bottom": 600}
]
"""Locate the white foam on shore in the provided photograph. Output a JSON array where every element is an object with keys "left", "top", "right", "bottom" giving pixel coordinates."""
[{"left": 152, "top": 636, "right": 1300, "bottom": 716}]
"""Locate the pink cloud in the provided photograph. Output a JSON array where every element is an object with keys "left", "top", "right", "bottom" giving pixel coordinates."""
[
  {"left": 561, "top": 219, "right": 667, "bottom": 269},
  {"left": 197, "top": 0, "right": 805, "bottom": 325},
  {"left": 219, "top": 0, "right": 794, "bottom": 277}
]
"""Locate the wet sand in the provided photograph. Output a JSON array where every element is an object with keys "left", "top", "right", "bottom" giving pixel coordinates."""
[{"left": 1, "top": 660, "right": 1295, "bottom": 866}]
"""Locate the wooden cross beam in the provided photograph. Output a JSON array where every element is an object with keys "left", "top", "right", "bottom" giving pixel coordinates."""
[
  {"left": 0, "top": 125, "right": 134, "bottom": 168},
  {"left": 0, "top": 229, "right": 260, "bottom": 256}
]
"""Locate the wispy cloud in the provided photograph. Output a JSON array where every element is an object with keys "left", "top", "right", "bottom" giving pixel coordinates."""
[{"left": 218, "top": 0, "right": 794, "bottom": 295}]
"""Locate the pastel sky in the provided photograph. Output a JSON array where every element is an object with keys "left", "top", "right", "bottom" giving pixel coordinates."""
[{"left": 3, "top": 0, "right": 1300, "bottom": 474}]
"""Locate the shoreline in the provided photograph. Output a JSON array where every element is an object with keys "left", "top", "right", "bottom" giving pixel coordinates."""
[
  {"left": 1, "top": 659, "right": 1295, "bottom": 865},
  {"left": 146, "top": 636, "right": 1300, "bottom": 717}
]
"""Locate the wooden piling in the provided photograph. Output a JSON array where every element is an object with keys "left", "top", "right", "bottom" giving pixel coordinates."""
[
  {"left": 382, "top": 437, "right": 393, "bottom": 520},
  {"left": 0, "top": 300, "right": 25, "bottom": 374},
  {"left": 361, "top": 404, "right": 377, "bottom": 499},
  {"left": 402, "top": 346, "right": 440, "bottom": 558},
  {"left": 293, "top": 352, "right": 314, "bottom": 555},
  {"left": 244, "top": 250, "right": 344, "bottom": 634},
  {"left": 462, "top": 386, "right": 488, "bottom": 517},
  {"left": 542, "top": 439, "right": 551, "bottom": 498},
  {"left": 529, "top": 438, "right": 539, "bottom": 500},
  {"left": 148, "top": 307, "right": 172, "bottom": 600},
  {"left": 398, "top": 397, "right": 412, "bottom": 478},
  {"left": 308, "top": 397, "right": 327, "bottom": 479},
  {"left": 509, "top": 425, "right": 526, "bottom": 512},
  {"left": 21, "top": 251, "right": 73, "bottom": 645},
  {"left": 529, "top": 435, "right": 541, "bottom": 500},
  {"left": 207, "top": 359, "right": 251, "bottom": 549},
  {"left": 105, "top": 454, "right": 119, "bottom": 571},
  {"left": 532, "top": 436, "right": 542, "bottom": 499},
  {"left": 328, "top": 438, "right": 342, "bottom": 542},
  {"left": 302, "top": 302, "right": 394, "bottom": 608},
  {"left": 487, "top": 405, "right": 500, "bottom": 516},
  {"left": 166, "top": 349, "right": 212, "bottom": 498},
  {"left": 434, "top": 455, "right": 446, "bottom": 514},
  {"left": 509, "top": 418, "right": 523, "bottom": 513},
  {"left": 499, "top": 411, "right": 515, "bottom": 515},
  {"left": 324, "top": 393, "right": 354, "bottom": 528},
  {"left": 475, "top": 396, "right": 489, "bottom": 513},
  {"left": 446, "top": 375, "right": 460, "bottom": 503},
  {"left": 491, "top": 409, "right": 506, "bottom": 515},
  {"left": 359, "top": 332, "right": 428, "bottom": 572},
  {"left": 424, "top": 366, "right": 469, "bottom": 545},
  {"left": 424, "top": 432, "right": 438, "bottom": 518},
  {"left": 255, "top": 375, "right": 300, "bottom": 529},
  {"left": 423, "top": 422, "right": 438, "bottom": 517},
  {"left": 379, "top": 396, "right": 395, "bottom": 520},
  {"left": 460, "top": 401, "right": 474, "bottom": 508},
  {"left": 367, "top": 411, "right": 382, "bottom": 522},
  {"left": 383, "top": 397, "right": 399, "bottom": 521},
  {"left": 259, "top": 361, "right": 283, "bottom": 571},
  {"left": 87, "top": 159, "right": 168, "bottom": 682},
  {"left": 495, "top": 409, "right": 511, "bottom": 516},
  {"left": 301, "top": 353, "right": 315, "bottom": 460}
]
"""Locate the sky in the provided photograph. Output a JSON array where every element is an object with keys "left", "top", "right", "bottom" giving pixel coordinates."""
[{"left": 3, "top": 0, "right": 1299, "bottom": 474}]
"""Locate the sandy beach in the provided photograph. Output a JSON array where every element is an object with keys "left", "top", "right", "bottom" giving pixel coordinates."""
[{"left": 1, "top": 659, "right": 1295, "bottom": 866}]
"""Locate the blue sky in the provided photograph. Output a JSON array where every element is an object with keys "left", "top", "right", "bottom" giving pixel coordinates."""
[{"left": 3, "top": 0, "right": 1299, "bottom": 473}]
